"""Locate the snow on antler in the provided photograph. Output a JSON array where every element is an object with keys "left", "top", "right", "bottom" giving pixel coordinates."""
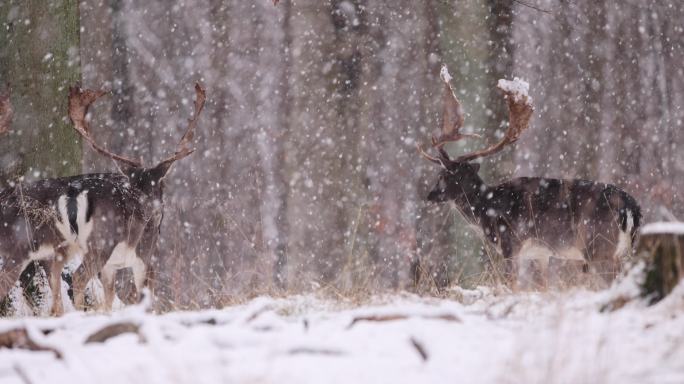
[
  {"left": 439, "top": 64, "right": 452, "bottom": 83},
  {"left": 497, "top": 77, "right": 532, "bottom": 105}
]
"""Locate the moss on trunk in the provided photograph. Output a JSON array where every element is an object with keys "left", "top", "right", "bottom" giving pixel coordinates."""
[
  {"left": 0, "top": 0, "right": 82, "bottom": 315},
  {"left": 0, "top": 0, "right": 82, "bottom": 183}
]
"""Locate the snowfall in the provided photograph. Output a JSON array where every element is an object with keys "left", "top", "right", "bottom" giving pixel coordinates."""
[{"left": 1, "top": 269, "right": 683, "bottom": 384}]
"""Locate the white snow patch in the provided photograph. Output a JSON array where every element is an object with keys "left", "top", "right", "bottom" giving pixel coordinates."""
[
  {"left": 0, "top": 290, "right": 682, "bottom": 384},
  {"left": 641, "top": 221, "right": 684, "bottom": 235}
]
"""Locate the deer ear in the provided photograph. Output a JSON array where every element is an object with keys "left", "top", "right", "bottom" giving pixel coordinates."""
[
  {"left": 471, "top": 162, "right": 480, "bottom": 173},
  {"left": 149, "top": 159, "right": 175, "bottom": 182}
]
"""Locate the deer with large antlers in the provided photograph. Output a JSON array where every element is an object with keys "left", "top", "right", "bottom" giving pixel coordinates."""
[
  {"left": 420, "top": 66, "right": 641, "bottom": 287},
  {"left": 0, "top": 83, "right": 205, "bottom": 314}
]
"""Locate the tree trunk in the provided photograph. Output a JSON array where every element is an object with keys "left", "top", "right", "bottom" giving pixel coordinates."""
[
  {"left": 0, "top": 0, "right": 82, "bottom": 183},
  {"left": 0, "top": 0, "right": 82, "bottom": 315},
  {"left": 638, "top": 224, "right": 684, "bottom": 303}
]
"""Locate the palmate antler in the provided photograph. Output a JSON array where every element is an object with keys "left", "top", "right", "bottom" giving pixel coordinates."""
[
  {"left": 68, "top": 86, "right": 143, "bottom": 168},
  {"left": 0, "top": 88, "right": 13, "bottom": 135},
  {"left": 68, "top": 83, "right": 206, "bottom": 170},
  {"left": 419, "top": 65, "right": 534, "bottom": 165},
  {"left": 418, "top": 65, "right": 477, "bottom": 165}
]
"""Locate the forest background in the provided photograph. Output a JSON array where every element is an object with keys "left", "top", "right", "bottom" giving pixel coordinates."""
[{"left": 0, "top": 0, "right": 681, "bottom": 309}]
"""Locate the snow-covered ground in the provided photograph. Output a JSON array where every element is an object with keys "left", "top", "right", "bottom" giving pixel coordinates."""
[{"left": 1, "top": 283, "right": 683, "bottom": 384}]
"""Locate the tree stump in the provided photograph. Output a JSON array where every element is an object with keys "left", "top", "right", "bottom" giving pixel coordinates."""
[{"left": 637, "top": 222, "right": 684, "bottom": 303}]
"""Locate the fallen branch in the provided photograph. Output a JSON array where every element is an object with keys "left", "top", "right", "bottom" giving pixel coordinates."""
[
  {"left": 85, "top": 322, "right": 143, "bottom": 344},
  {"left": 347, "top": 313, "right": 460, "bottom": 329},
  {"left": 179, "top": 317, "right": 219, "bottom": 327},
  {"left": 0, "top": 327, "right": 62, "bottom": 358}
]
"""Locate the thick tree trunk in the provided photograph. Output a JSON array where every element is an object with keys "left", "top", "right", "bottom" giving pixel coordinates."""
[
  {"left": 0, "top": 0, "right": 82, "bottom": 315},
  {"left": 0, "top": 0, "right": 82, "bottom": 183}
]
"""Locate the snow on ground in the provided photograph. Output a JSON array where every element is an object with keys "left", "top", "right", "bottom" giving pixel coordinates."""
[
  {"left": 1, "top": 284, "right": 684, "bottom": 384},
  {"left": 641, "top": 221, "right": 684, "bottom": 235}
]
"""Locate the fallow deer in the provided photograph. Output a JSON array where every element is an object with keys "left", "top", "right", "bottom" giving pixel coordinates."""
[
  {"left": 419, "top": 66, "right": 641, "bottom": 287},
  {"left": 0, "top": 83, "right": 206, "bottom": 314}
]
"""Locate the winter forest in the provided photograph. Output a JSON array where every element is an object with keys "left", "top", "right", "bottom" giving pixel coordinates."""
[{"left": 1, "top": 1, "right": 683, "bottom": 383}]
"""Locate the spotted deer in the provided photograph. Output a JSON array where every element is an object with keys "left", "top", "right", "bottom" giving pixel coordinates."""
[
  {"left": 419, "top": 66, "right": 641, "bottom": 287},
  {"left": 0, "top": 83, "right": 206, "bottom": 314}
]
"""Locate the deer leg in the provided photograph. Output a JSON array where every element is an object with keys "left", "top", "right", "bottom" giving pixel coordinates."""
[
  {"left": 131, "top": 256, "right": 147, "bottom": 302},
  {"left": 72, "top": 254, "right": 102, "bottom": 311},
  {"left": 0, "top": 263, "right": 25, "bottom": 305},
  {"left": 100, "top": 241, "right": 137, "bottom": 311},
  {"left": 100, "top": 264, "right": 117, "bottom": 312},
  {"left": 48, "top": 250, "right": 68, "bottom": 316},
  {"left": 500, "top": 233, "right": 518, "bottom": 287},
  {"left": 145, "top": 262, "right": 156, "bottom": 301}
]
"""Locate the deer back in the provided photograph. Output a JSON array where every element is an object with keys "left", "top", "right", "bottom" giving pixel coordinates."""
[{"left": 480, "top": 177, "right": 641, "bottom": 262}]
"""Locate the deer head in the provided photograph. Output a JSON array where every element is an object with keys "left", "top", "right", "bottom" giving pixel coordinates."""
[
  {"left": 68, "top": 83, "right": 206, "bottom": 196},
  {"left": 420, "top": 66, "right": 534, "bottom": 203}
]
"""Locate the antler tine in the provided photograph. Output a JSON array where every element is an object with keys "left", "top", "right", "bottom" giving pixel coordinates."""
[
  {"left": 455, "top": 78, "right": 533, "bottom": 163},
  {"left": 157, "top": 82, "right": 206, "bottom": 166},
  {"left": 68, "top": 85, "right": 143, "bottom": 168},
  {"left": 0, "top": 87, "right": 13, "bottom": 135},
  {"left": 418, "top": 144, "right": 444, "bottom": 165}
]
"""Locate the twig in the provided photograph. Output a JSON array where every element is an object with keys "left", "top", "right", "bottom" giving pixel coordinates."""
[
  {"left": 511, "top": 0, "right": 552, "bottom": 14},
  {"left": 13, "top": 364, "right": 33, "bottom": 384},
  {"left": 410, "top": 337, "right": 429, "bottom": 362},
  {"left": 245, "top": 305, "right": 272, "bottom": 323},
  {"left": 347, "top": 313, "right": 460, "bottom": 329}
]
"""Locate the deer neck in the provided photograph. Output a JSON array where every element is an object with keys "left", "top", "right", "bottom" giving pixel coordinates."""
[{"left": 451, "top": 177, "right": 488, "bottom": 225}]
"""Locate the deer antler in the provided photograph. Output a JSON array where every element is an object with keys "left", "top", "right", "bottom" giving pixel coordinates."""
[
  {"left": 68, "top": 86, "right": 143, "bottom": 168},
  {"left": 418, "top": 65, "right": 481, "bottom": 165},
  {"left": 454, "top": 78, "right": 533, "bottom": 163},
  {"left": 0, "top": 88, "right": 13, "bottom": 135},
  {"left": 155, "top": 83, "right": 206, "bottom": 168}
]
